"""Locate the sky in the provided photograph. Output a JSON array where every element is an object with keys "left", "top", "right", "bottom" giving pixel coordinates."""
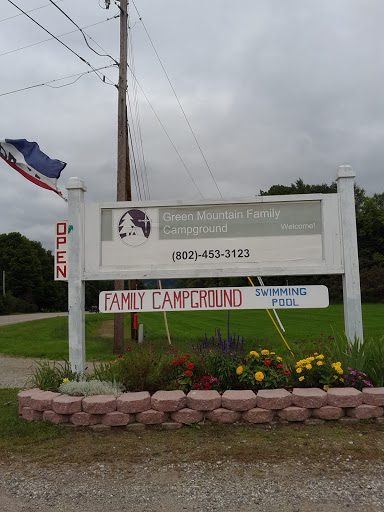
[{"left": 1, "top": 0, "right": 383, "bottom": 251}]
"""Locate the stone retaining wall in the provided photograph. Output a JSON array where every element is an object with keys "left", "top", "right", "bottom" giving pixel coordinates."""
[{"left": 18, "top": 387, "right": 384, "bottom": 429}]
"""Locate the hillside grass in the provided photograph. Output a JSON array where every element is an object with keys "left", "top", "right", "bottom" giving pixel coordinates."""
[{"left": 0, "top": 304, "right": 382, "bottom": 361}]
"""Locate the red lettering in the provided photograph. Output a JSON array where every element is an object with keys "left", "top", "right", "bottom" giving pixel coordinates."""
[
  {"left": 56, "top": 266, "right": 66, "bottom": 279},
  {"left": 191, "top": 290, "right": 199, "bottom": 308},
  {"left": 56, "top": 236, "right": 66, "bottom": 249},
  {"left": 152, "top": 291, "right": 161, "bottom": 310},
  {"left": 110, "top": 293, "right": 120, "bottom": 310},
  {"left": 56, "top": 222, "right": 67, "bottom": 235},
  {"left": 234, "top": 289, "right": 242, "bottom": 307},
  {"left": 104, "top": 292, "right": 112, "bottom": 311},
  {"left": 56, "top": 251, "right": 66, "bottom": 263},
  {"left": 182, "top": 290, "right": 190, "bottom": 309},
  {"left": 199, "top": 290, "right": 207, "bottom": 308}
]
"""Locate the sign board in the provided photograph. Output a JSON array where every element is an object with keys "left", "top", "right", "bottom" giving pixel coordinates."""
[
  {"left": 83, "top": 193, "right": 342, "bottom": 280},
  {"left": 99, "top": 285, "right": 329, "bottom": 313},
  {"left": 54, "top": 221, "right": 68, "bottom": 281}
]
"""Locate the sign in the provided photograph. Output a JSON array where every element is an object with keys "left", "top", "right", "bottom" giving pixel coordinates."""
[
  {"left": 54, "top": 221, "right": 68, "bottom": 281},
  {"left": 99, "top": 285, "right": 329, "bottom": 313},
  {"left": 84, "top": 193, "right": 342, "bottom": 279}
]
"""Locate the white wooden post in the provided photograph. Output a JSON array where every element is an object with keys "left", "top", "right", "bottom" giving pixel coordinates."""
[
  {"left": 336, "top": 165, "right": 363, "bottom": 346},
  {"left": 66, "top": 178, "right": 87, "bottom": 373}
]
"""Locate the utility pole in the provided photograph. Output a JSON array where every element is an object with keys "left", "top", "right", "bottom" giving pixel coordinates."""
[{"left": 113, "top": 0, "right": 132, "bottom": 353}]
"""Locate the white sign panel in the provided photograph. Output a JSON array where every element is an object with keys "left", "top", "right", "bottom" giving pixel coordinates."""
[
  {"left": 99, "top": 285, "right": 329, "bottom": 313},
  {"left": 54, "top": 221, "right": 68, "bottom": 281}
]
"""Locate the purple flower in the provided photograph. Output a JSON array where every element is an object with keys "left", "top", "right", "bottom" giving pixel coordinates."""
[
  {"left": 350, "top": 371, "right": 356, "bottom": 376},
  {"left": 363, "top": 380, "right": 372, "bottom": 387},
  {"left": 348, "top": 368, "right": 352, "bottom": 371}
]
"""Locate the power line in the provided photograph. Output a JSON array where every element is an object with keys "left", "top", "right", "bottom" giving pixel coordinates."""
[
  {"left": 6, "top": 0, "right": 111, "bottom": 85},
  {"left": 128, "top": 65, "right": 204, "bottom": 199},
  {"left": 0, "top": 0, "right": 64, "bottom": 23},
  {"left": 0, "top": 65, "right": 116, "bottom": 97},
  {"left": 46, "top": 0, "right": 118, "bottom": 63},
  {"left": 0, "top": 15, "right": 119, "bottom": 59},
  {"left": 131, "top": 0, "right": 223, "bottom": 199}
]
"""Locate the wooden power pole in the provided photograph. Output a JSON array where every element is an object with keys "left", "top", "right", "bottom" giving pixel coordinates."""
[{"left": 113, "top": 0, "right": 132, "bottom": 354}]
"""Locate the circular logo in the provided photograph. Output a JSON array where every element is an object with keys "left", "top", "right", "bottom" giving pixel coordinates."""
[{"left": 118, "top": 209, "right": 151, "bottom": 247}]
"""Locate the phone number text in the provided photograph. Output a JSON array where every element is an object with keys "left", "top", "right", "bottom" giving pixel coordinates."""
[{"left": 172, "top": 249, "right": 250, "bottom": 262}]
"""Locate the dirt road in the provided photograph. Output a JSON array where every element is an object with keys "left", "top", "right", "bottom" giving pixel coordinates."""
[{"left": 0, "top": 312, "right": 68, "bottom": 327}]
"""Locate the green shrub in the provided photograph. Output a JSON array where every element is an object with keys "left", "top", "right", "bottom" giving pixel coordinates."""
[{"left": 28, "top": 360, "right": 81, "bottom": 391}]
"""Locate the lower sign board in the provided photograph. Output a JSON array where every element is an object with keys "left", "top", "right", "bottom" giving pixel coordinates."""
[{"left": 99, "top": 285, "right": 329, "bottom": 313}]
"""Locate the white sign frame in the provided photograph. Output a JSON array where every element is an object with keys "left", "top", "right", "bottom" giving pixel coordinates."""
[
  {"left": 65, "top": 166, "right": 363, "bottom": 372},
  {"left": 83, "top": 193, "right": 342, "bottom": 280}
]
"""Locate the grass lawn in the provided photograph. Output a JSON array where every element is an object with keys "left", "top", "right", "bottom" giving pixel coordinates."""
[
  {"left": 1, "top": 389, "right": 384, "bottom": 466},
  {"left": 0, "top": 304, "right": 382, "bottom": 361}
]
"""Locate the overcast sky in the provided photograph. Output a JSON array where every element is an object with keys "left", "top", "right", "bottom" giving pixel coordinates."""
[{"left": 1, "top": 0, "right": 383, "bottom": 251}]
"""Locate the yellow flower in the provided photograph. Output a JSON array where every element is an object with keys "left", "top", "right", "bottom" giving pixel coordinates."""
[
  {"left": 339, "top": 377, "right": 344, "bottom": 383},
  {"left": 316, "top": 361, "right": 324, "bottom": 366},
  {"left": 249, "top": 351, "right": 259, "bottom": 357},
  {"left": 333, "top": 375, "right": 338, "bottom": 379},
  {"left": 299, "top": 376, "right": 305, "bottom": 382},
  {"left": 305, "top": 364, "right": 312, "bottom": 370},
  {"left": 276, "top": 357, "right": 282, "bottom": 363},
  {"left": 317, "top": 354, "right": 324, "bottom": 360},
  {"left": 296, "top": 367, "right": 302, "bottom": 374},
  {"left": 323, "top": 385, "right": 329, "bottom": 391},
  {"left": 261, "top": 350, "right": 269, "bottom": 356},
  {"left": 255, "top": 371, "right": 264, "bottom": 382},
  {"left": 62, "top": 378, "right": 69, "bottom": 383},
  {"left": 314, "top": 352, "right": 318, "bottom": 356},
  {"left": 270, "top": 352, "right": 276, "bottom": 355},
  {"left": 337, "top": 368, "right": 343, "bottom": 375},
  {"left": 236, "top": 366, "right": 243, "bottom": 375},
  {"left": 308, "top": 357, "right": 315, "bottom": 362}
]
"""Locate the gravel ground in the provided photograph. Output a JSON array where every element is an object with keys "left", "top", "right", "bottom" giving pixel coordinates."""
[
  {"left": 0, "top": 458, "right": 383, "bottom": 512},
  {"left": 0, "top": 355, "right": 384, "bottom": 511}
]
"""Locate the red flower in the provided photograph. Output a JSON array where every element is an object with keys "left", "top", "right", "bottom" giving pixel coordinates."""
[
  {"left": 185, "top": 370, "right": 191, "bottom": 377},
  {"left": 179, "top": 357, "right": 186, "bottom": 364},
  {"left": 283, "top": 369, "right": 290, "bottom": 375},
  {"left": 186, "top": 362, "right": 194, "bottom": 370},
  {"left": 264, "top": 359, "right": 271, "bottom": 366},
  {"left": 126, "top": 347, "right": 132, "bottom": 351},
  {"left": 175, "top": 381, "right": 180, "bottom": 387},
  {"left": 277, "top": 363, "right": 283, "bottom": 369},
  {"left": 118, "top": 354, "right": 123, "bottom": 359},
  {"left": 171, "top": 360, "right": 178, "bottom": 366},
  {"left": 185, "top": 354, "right": 190, "bottom": 358}
]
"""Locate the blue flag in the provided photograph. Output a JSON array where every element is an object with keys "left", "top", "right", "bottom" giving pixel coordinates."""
[{"left": 0, "top": 138, "right": 66, "bottom": 197}]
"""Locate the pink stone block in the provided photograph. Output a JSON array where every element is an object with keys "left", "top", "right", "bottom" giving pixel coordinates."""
[
  {"left": 18, "top": 388, "right": 43, "bottom": 408},
  {"left": 362, "top": 388, "right": 384, "bottom": 406},
  {"left": 206, "top": 408, "right": 241, "bottom": 423},
  {"left": 327, "top": 388, "right": 363, "bottom": 408},
  {"left": 186, "top": 390, "right": 221, "bottom": 411},
  {"left": 102, "top": 411, "right": 134, "bottom": 426},
  {"left": 42, "top": 410, "right": 69, "bottom": 424},
  {"left": 52, "top": 395, "right": 83, "bottom": 414},
  {"left": 346, "top": 405, "right": 384, "bottom": 419},
  {"left": 136, "top": 409, "right": 169, "bottom": 424},
  {"left": 70, "top": 412, "right": 101, "bottom": 426},
  {"left": 278, "top": 406, "right": 310, "bottom": 422},
  {"left": 30, "top": 391, "right": 62, "bottom": 411},
  {"left": 242, "top": 407, "right": 274, "bottom": 423},
  {"left": 117, "top": 391, "right": 151, "bottom": 413},
  {"left": 256, "top": 389, "right": 292, "bottom": 410},
  {"left": 21, "top": 407, "right": 44, "bottom": 422},
  {"left": 151, "top": 390, "right": 187, "bottom": 412},
  {"left": 292, "top": 388, "right": 327, "bottom": 409},
  {"left": 82, "top": 395, "right": 116, "bottom": 414},
  {"left": 171, "top": 408, "right": 204, "bottom": 424},
  {"left": 311, "top": 405, "right": 344, "bottom": 420},
  {"left": 221, "top": 390, "right": 257, "bottom": 411}
]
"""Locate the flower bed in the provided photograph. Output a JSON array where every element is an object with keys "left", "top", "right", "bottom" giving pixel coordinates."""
[{"left": 18, "top": 387, "right": 384, "bottom": 428}]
